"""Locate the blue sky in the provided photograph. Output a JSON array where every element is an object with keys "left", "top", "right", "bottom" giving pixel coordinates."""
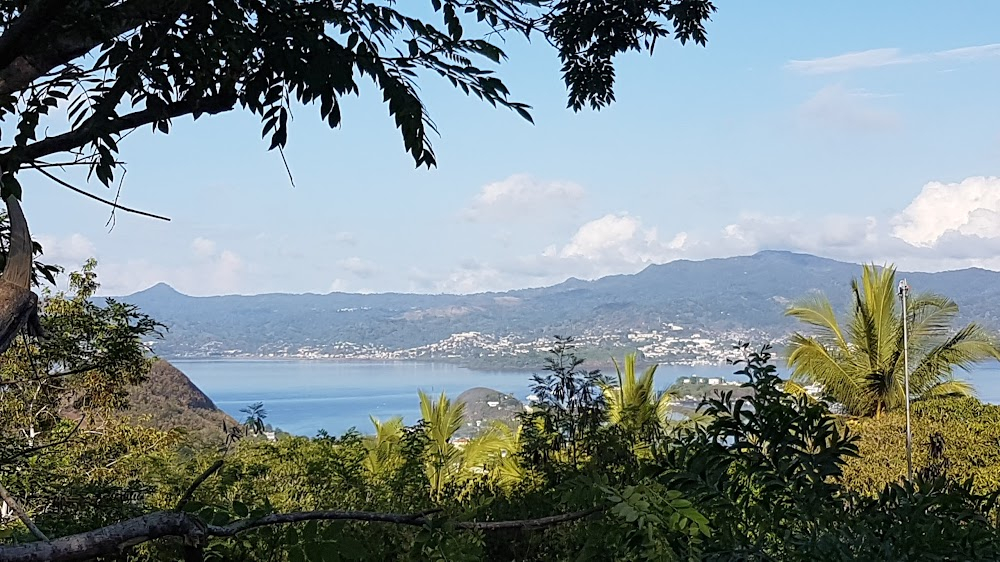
[{"left": 26, "top": 1, "right": 1000, "bottom": 295}]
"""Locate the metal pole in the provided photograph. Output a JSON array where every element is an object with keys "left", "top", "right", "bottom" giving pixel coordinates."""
[{"left": 899, "top": 279, "right": 913, "bottom": 481}]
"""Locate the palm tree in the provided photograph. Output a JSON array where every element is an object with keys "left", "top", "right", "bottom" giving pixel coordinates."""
[
  {"left": 786, "top": 263, "right": 1000, "bottom": 417},
  {"left": 602, "top": 353, "right": 672, "bottom": 451},
  {"left": 418, "top": 391, "right": 518, "bottom": 499},
  {"left": 363, "top": 415, "right": 404, "bottom": 477},
  {"left": 238, "top": 402, "right": 267, "bottom": 436}
]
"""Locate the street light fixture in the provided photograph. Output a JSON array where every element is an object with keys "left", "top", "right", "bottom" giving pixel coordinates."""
[{"left": 898, "top": 278, "right": 913, "bottom": 481}]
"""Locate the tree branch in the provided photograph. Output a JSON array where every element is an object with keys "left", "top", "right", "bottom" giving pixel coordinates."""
[
  {"left": 174, "top": 459, "right": 224, "bottom": 511},
  {"left": 0, "top": 479, "right": 48, "bottom": 541},
  {"left": 0, "top": 415, "right": 85, "bottom": 464},
  {"left": 0, "top": 506, "right": 604, "bottom": 562},
  {"left": 4, "top": 94, "right": 236, "bottom": 165},
  {"left": 454, "top": 505, "right": 603, "bottom": 530},
  {"left": 0, "top": 0, "right": 74, "bottom": 71},
  {"left": 1, "top": 364, "right": 100, "bottom": 385},
  {"left": 0, "top": 0, "right": 191, "bottom": 96}
]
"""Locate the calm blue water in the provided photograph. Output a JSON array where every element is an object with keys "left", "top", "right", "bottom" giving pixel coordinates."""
[{"left": 175, "top": 360, "right": 1000, "bottom": 437}]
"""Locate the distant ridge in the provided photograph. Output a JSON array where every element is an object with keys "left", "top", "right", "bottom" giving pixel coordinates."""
[
  {"left": 127, "top": 250, "right": 993, "bottom": 300},
  {"left": 134, "top": 282, "right": 185, "bottom": 296},
  {"left": 113, "top": 252, "right": 1000, "bottom": 362}
]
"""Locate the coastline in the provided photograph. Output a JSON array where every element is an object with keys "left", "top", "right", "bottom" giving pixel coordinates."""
[{"left": 162, "top": 354, "right": 745, "bottom": 375}]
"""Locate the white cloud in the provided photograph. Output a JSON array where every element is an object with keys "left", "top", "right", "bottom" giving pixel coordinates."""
[
  {"left": 191, "top": 237, "right": 217, "bottom": 258},
  {"left": 495, "top": 212, "right": 895, "bottom": 292},
  {"left": 674, "top": 176, "right": 1000, "bottom": 272},
  {"left": 892, "top": 176, "right": 1000, "bottom": 247},
  {"left": 401, "top": 262, "right": 508, "bottom": 294},
  {"left": 189, "top": 237, "right": 244, "bottom": 291},
  {"left": 35, "top": 233, "right": 96, "bottom": 266},
  {"left": 333, "top": 232, "right": 357, "bottom": 245},
  {"left": 338, "top": 256, "right": 379, "bottom": 278},
  {"left": 95, "top": 238, "right": 246, "bottom": 296},
  {"left": 99, "top": 251, "right": 246, "bottom": 296},
  {"left": 305, "top": 176, "right": 1000, "bottom": 294},
  {"left": 787, "top": 43, "right": 1000, "bottom": 74},
  {"left": 214, "top": 250, "right": 244, "bottom": 290},
  {"left": 487, "top": 213, "right": 696, "bottom": 285},
  {"left": 436, "top": 265, "right": 506, "bottom": 294},
  {"left": 425, "top": 212, "right": 892, "bottom": 294},
  {"left": 788, "top": 48, "right": 904, "bottom": 74},
  {"left": 558, "top": 213, "right": 674, "bottom": 263},
  {"left": 797, "top": 85, "right": 899, "bottom": 132},
  {"left": 719, "top": 213, "right": 883, "bottom": 261},
  {"left": 461, "top": 174, "right": 585, "bottom": 221},
  {"left": 77, "top": 175, "right": 1000, "bottom": 296}
]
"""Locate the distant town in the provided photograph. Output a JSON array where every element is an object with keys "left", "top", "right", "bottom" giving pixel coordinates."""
[{"left": 152, "top": 322, "right": 788, "bottom": 368}]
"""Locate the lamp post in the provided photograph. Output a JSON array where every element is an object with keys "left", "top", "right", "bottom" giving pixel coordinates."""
[{"left": 899, "top": 278, "right": 913, "bottom": 481}]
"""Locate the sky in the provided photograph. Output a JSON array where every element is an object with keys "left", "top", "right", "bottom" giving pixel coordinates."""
[{"left": 24, "top": 1, "right": 1000, "bottom": 296}]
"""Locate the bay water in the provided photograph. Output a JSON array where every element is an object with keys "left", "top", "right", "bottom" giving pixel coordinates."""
[{"left": 175, "top": 359, "right": 1000, "bottom": 437}]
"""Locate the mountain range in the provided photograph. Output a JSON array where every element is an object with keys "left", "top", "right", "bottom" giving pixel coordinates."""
[{"left": 113, "top": 251, "right": 1000, "bottom": 364}]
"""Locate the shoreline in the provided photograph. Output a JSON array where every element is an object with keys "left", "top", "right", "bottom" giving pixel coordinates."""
[{"left": 162, "top": 354, "right": 740, "bottom": 374}]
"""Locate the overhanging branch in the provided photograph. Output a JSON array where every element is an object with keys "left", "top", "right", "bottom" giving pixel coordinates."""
[
  {"left": 0, "top": 0, "right": 73, "bottom": 70},
  {"left": 0, "top": 506, "right": 604, "bottom": 562},
  {"left": 0, "top": 0, "right": 192, "bottom": 96},
  {"left": 3, "top": 94, "right": 236, "bottom": 166}
]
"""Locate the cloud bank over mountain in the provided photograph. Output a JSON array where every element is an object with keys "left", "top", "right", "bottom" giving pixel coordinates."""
[{"left": 40, "top": 175, "right": 1000, "bottom": 296}]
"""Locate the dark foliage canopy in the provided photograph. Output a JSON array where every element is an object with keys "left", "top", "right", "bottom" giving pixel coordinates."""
[{"left": 0, "top": 0, "right": 715, "bottom": 200}]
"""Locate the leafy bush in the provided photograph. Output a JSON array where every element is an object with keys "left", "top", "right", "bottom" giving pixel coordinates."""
[{"left": 843, "top": 397, "right": 1000, "bottom": 496}]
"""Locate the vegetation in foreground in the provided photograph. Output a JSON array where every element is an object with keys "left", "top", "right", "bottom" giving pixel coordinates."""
[{"left": 6, "top": 273, "right": 1000, "bottom": 562}]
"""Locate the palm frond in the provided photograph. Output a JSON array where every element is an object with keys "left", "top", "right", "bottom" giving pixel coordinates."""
[
  {"left": 909, "top": 323, "right": 1000, "bottom": 393},
  {"left": 849, "top": 276, "right": 882, "bottom": 376},
  {"left": 605, "top": 352, "right": 668, "bottom": 429},
  {"left": 788, "top": 263, "right": 1000, "bottom": 417},
  {"left": 782, "top": 379, "right": 812, "bottom": 398},
  {"left": 921, "top": 378, "right": 976, "bottom": 400},
  {"left": 419, "top": 390, "right": 465, "bottom": 447},
  {"left": 785, "top": 294, "right": 848, "bottom": 349},
  {"left": 787, "top": 334, "right": 867, "bottom": 413},
  {"left": 460, "top": 425, "right": 509, "bottom": 472},
  {"left": 906, "top": 293, "right": 959, "bottom": 341},
  {"left": 861, "top": 263, "right": 899, "bottom": 364},
  {"left": 364, "top": 415, "right": 404, "bottom": 476}
]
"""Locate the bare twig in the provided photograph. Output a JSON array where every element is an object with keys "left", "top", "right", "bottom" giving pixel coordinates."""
[
  {"left": 0, "top": 415, "right": 85, "bottom": 464},
  {"left": 277, "top": 145, "right": 295, "bottom": 188},
  {"left": 174, "top": 459, "right": 224, "bottom": 512},
  {"left": 0, "top": 479, "right": 48, "bottom": 541},
  {"left": 105, "top": 168, "right": 128, "bottom": 229},
  {"left": 29, "top": 165, "right": 170, "bottom": 221},
  {"left": 30, "top": 160, "right": 127, "bottom": 169},
  {"left": 2, "top": 364, "right": 99, "bottom": 385}
]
